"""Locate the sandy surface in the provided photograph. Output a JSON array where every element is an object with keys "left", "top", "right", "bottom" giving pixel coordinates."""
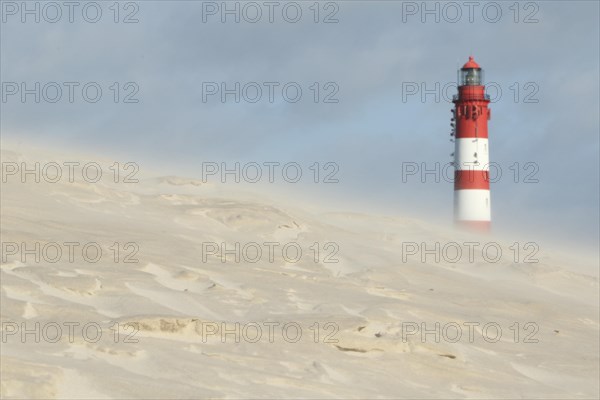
[{"left": 1, "top": 144, "right": 598, "bottom": 399}]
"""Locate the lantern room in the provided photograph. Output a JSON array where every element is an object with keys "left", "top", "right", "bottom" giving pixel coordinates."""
[{"left": 459, "top": 56, "right": 484, "bottom": 86}]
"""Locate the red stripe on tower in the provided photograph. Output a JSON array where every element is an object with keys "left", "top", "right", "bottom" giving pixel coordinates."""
[
  {"left": 452, "top": 56, "right": 491, "bottom": 232},
  {"left": 455, "top": 220, "right": 491, "bottom": 232},
  {"left": 454, "top": 170, "right": 490, "bottom": 190}
]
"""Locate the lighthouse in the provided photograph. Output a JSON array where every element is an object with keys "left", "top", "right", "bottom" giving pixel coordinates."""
[{"left": 452, "top": 56, "right": 491, "bottom": 232}]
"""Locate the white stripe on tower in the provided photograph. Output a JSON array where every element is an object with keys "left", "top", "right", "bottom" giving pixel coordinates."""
[
  {"left": 454, "top": 138, "right": 489, "bottom": 171},
  {"left": 454, "top": 190, "right": 491, "bottom": 221}
]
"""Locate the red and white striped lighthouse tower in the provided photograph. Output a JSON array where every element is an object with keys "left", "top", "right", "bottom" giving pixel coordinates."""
[{"left": 452, "top": 56, "right": 491, "bottom": 232}]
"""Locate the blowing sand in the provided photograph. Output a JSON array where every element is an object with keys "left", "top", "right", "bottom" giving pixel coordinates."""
[{"left": 1, "top": 144, "right": 598, "bottom": 399}]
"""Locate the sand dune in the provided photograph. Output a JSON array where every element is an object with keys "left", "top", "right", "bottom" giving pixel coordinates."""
[{"left": 1, "top": 145, "right": 598, "bottom": 399}]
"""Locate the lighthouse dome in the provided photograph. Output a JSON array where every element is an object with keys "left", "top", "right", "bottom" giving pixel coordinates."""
[{"left": 462, "top": 56, "right": 480, "bottom": 69}]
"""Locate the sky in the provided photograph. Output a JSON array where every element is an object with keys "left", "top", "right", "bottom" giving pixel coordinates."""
[{"left": 1, "top": 0, "right": 599, "bottom": 251}]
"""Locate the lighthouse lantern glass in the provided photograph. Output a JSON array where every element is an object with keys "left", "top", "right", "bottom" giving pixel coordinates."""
[{"left": 459, "top": 68, "right": 483, "bottom": 86}]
